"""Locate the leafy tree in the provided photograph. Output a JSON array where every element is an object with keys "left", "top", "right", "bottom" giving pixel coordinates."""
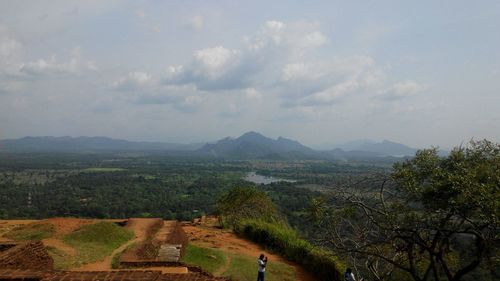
[
  {"left": 216, "top": 187, "right": 280, "bottom": 227},
  {"left": 311, "top": 140, "right": 500, "bottom": 281}
]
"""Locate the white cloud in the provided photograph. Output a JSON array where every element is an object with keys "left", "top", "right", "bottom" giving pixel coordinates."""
[
  {"left": 19, "top": 47, "right": 97, "bottom": 76},
  {"left": 245, "top": 20, "right": 327, "bottom": 57},
  {"left": 302, "top": 80, "right": 359, "bottom": 105},
  {"left": 164, "top": 46, "right": 247, "bottom": 90},
  {"left": 0, "top": 28, "right": 98, "bottom": 95},
  {"left": 303, "top": 31, "right": 328, "bottom": 48},
  {"left": 279, "top": 55, "right": 384, "bottom": 106},
  {"left": 1, "top": 27, "right": 96, "bottom": 79},
  {"left": 379, "top": 80, "right": 425, "bottom": 101},
  {"left": 163, "top": 20, "right": 329, "bottom": 91},
  {"left": 158, "top": 20, "right": 419, "bottom": 110},
  {"left": 113, "top": 71, "right": 152, "bottom": 91},
  {"left": 192, "top": 46, "right": 242, "bottom": 80},
  {"left": 282, "top": 62, "right": 311, "bottom": 81},
  {"left": 0, "top": 25, "right": 24, "bottom": 75},
  {"left": 391, "top": 80, "right": 424, "bottom": 96},
  {"left": 0, "top": 29, "right": 22, "bottom": 59}
]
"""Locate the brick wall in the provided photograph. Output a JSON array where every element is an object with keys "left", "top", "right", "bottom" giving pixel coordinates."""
[
  {"left": 0, "top": 241, "right": 54, "bottom": 270},
  {"left": 0, "top": 269, "right": 231, "bottom": 281},
  {"left": 167, "top": 222, "right": 188, "bottom": 258}
]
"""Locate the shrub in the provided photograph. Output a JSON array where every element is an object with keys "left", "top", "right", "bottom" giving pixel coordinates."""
[
  {"left": 216, "top": 187, "right": 280, "bottom": 228},
  {"left": 236, "top": 219, "right": 343, "bottom": 281}
]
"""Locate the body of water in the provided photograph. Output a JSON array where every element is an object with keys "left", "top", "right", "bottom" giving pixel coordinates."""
[{"left": 244, "top": 172, "right": 296, "bottom": 185}]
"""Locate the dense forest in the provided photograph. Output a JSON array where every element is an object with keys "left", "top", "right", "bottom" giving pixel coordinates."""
[{"left": 0, "top": 152, "right": 383, "bottom": 225}]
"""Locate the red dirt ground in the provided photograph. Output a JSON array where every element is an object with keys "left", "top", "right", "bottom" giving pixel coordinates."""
[{"left": 183, "top": 224, "right": 317, "bottom": 281}]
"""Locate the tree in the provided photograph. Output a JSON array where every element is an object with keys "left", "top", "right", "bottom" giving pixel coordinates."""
[
  {"left": 216, "top": 187, "right": 280, "bottom": 227},
  {"left": 311, "top": 140, "right": 500, "bottom": 281}
]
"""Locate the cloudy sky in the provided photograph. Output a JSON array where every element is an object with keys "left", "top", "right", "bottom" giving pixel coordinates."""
[{"left": 1, "top": 1, "right": 499, "bottom": 149}]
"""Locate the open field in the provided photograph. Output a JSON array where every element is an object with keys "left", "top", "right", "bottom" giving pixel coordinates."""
[
  {"left": 0, "top": 218, "right": 317, "bottom": 281},
  {"left": 182, "top": 222, "right": 316, "bottom": 281}
]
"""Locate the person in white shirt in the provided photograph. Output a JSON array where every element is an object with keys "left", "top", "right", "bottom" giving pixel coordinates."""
[
  {"left": 345, "top": 268, "right": 356, "bottom": 281},
  {"left": 257, "top": 253, "right": 268, "bottom": 281}
]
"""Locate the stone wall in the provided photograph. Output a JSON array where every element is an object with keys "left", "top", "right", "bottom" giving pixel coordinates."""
[
  {"left": 121, "top": 220, "right": 188, "bottom": 266},
  {"left": 0, "top": 241, "right": 54, "bottom": 270},
  {"left": 0, "top": 269, "right": 231, "bottom": 281},
  {"left": 166, "top": 222, "right": 188, "bottom": 257}
]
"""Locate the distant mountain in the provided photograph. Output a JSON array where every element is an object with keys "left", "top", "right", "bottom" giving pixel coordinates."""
[
  {"left": 0, "top": 136, "right": 203, "bottom": 152},
  {"left": 197, "top": 131, "right": 317, "bottom": 159},
  {"left": 336, "top": 139, "right": 377, "bottom": 151},
  {"left": 334, "top": 139, "right": 418, "bottom": 157},
  {"left": 0, "top": 134, "right": 423, "bottom": 161}
]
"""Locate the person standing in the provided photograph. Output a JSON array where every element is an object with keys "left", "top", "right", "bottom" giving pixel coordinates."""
[
  {"left": 344, "top": 268, "right": 356, "bottom": 281},
  {"left": 257, "top": 253, "right": 268, "bottom": 281}
]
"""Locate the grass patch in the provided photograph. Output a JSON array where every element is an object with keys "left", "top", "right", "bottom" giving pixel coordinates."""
[
  {"left": 111, "top": 242, "right": 138, "bottom": 269},
  {"left": 46, "top": 246, "right": 73, "bottom": 270},
  {"left": 181, "top": 244, "right": 227, "bottom": 274},
  {"left": 266, "top": 260, "right": 296, "bottom": 281},
  {"left": 224, "top": 254, "right": 295, "bottom": 281},
  {"left": 82, "top": 167, "right": 126, "bottom": 173},
  {"left": 236, "top": 219, "right": 344, "bottom": 281},
  {"left": 4, "top": 223, "right": 54, "bottom": 241},
  {"left": 63, "top": 222, "right": 133, "bottom": 267},
  {"left": 182, "top": 244, "right": 294, "bottom": 281}
]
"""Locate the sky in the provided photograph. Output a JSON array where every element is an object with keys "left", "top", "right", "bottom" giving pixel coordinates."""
[{"left": 0, "top": 0, "right": 499, "bottom": 149}]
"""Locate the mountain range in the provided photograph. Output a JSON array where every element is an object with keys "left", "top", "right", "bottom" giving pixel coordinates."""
[
  {"left": 0, "top": 132, "right": 421, "bottom": 160},
  {"left": 197, "top": 131, "right": 317, "bottom": 159},
  {"left": 335, "top": 139, "right": 418, "bottom": 156},
  {"left": 0, "top": 136, "right": 203, "bottom": 152}
]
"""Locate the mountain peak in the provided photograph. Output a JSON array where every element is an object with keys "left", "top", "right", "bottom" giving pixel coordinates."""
[
  {"left": 337, "top": 139, "right": 417, "bottom": 157},
  {"left": 198, "top": 132, "right": 316, "bottom": 159},
  {"left": 236, "top": 131, "right": 271, "bottom": 142},
  {"left": 239, "top": 131, "right": 265, "bottom": 138}
]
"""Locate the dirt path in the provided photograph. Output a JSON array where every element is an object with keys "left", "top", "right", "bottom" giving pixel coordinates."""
[
  {"left": 183, "top": 225, "right": 317, "bottom": 281},
  {"left": 214, "top": 252, "right": 232, "bottom": 277},
  {"left": 42, "top": 238, "right": 77, "bottom": 256},
  {"left": 44, "top": 218, "right": 95, "bottom": 238}
]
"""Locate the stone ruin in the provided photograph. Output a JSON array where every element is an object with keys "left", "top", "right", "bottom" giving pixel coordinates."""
[{"left": 0, "top": 218, "right": 230, "bottom": 281}]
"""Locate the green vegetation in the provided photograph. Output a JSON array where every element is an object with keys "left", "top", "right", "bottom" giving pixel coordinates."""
[
  {"left": 181, "top": 244, "right": 227, "bottom": 273},
  {"left": 216, "top": 187, "right": 342, "bottom": 281},
  {"left": 4, "top": 223, "right": 54, "bottom": 241},
  {"left": 2, "top": 141, "right": 497, "bottom": 279},
  {"left": 311, "top": 140, "right": 500, "bottom": 281},
  {"left": 81, "top": 167, "right": 126, "bottom": 173},
  {"left": 223, "top": 254, "right": 295, "bottom": 281},
  {"left": 63, "top": 222, "right": 133, "bottom": 267},
  {"left": 46, "top": 246, "right": 73, "bottom": 270},
  {"left": 0, "top": 152, "right": 367, "bottom": 224},
  {"left": 216, "top": 187, "right": 280, "bottom": 227},
  {"left": 238, "top": 219, "right": 342, "bottom": 281},
  {"left": 182, "top": 244, "right": 295, "bottom": 281}
]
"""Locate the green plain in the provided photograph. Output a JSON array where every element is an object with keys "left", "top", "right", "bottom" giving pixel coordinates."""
[{"left": 61, "top": 222, "right": 133, "bottom": 268}]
